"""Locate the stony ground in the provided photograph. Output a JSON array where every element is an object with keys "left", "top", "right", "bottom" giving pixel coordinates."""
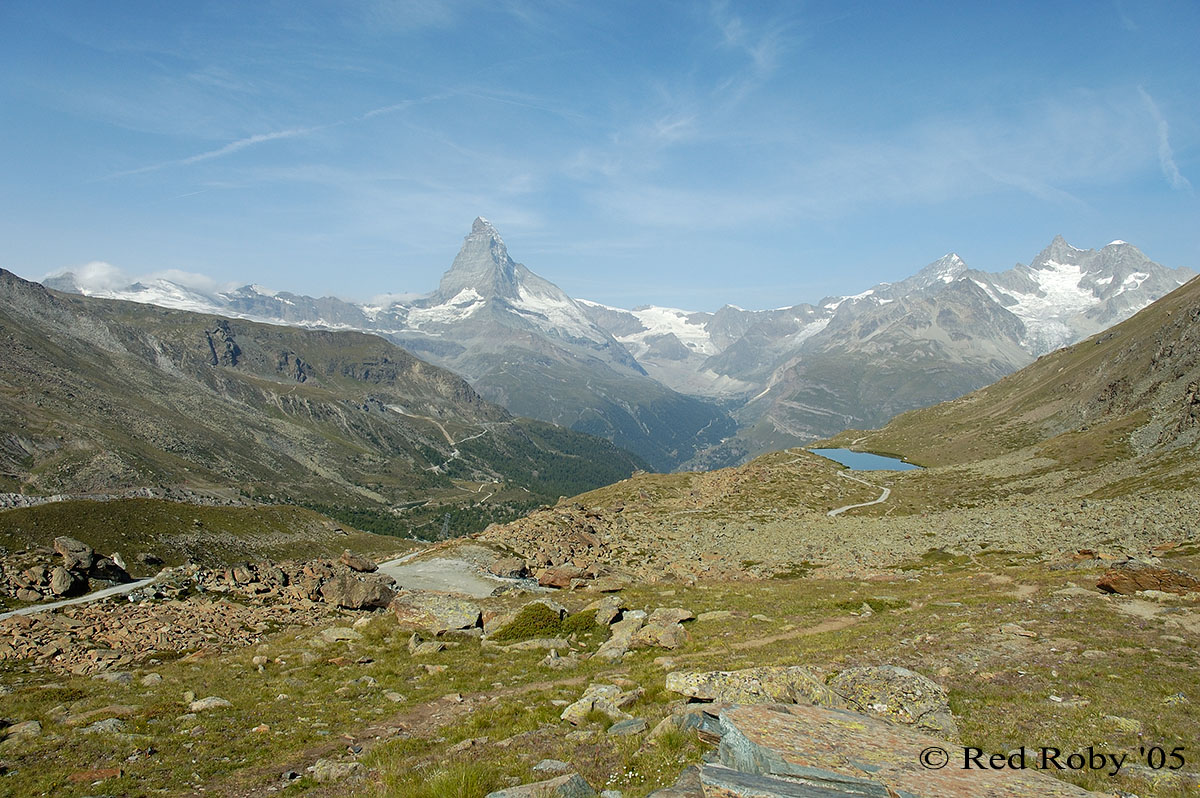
[
  {"left": 1, "top": 539, "right": 1199, "bottom": 797},
  {"left": 474, "top": 449, "right": 1200, "bottom": 583}
]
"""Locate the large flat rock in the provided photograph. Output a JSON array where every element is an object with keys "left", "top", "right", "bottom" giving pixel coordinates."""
[{"left": 715, "top": 704, "right": 1096, "bottom": 797}]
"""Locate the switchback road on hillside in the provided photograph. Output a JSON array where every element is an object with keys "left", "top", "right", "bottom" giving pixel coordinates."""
[{"left": 827, "top": 471, "right": 891, "bottom": 517}]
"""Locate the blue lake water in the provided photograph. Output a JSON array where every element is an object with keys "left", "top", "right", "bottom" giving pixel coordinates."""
[{"left": 809, "top": 448, "right": 922, "bottom": 471}]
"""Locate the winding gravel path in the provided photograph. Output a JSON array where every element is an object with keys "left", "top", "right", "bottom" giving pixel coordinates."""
[
  {"left": 827, "top": 472, "right": 891, "bottom": 517},
  {"left": 0, "top": 574, "right": 161, "bottom": 621}
]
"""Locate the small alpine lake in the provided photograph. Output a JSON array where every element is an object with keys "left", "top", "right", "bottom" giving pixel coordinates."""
[{"left": 809, "top": 448, "right": 922, "bottom": 471}]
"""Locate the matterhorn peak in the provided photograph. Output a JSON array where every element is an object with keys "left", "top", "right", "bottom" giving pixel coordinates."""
[{"left": 435, "top": 217, "right": 522, "bottom": 301}]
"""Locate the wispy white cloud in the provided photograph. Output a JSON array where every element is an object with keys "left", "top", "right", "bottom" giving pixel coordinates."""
[
  {"left": 44, "top": 261, "right": 129, "bottom": 291},
  {"left": 710, "top": 0, "right": 791, "bottom": 75},
  {"left": 105, "top": 126, "right": 323, "bottom": 179},
  {"left": 1138, "top": 86, "right": 1192, "bottom": 192}
]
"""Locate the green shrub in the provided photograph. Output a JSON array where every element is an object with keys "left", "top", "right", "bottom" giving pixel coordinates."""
[
  {"left": 561, "top": 611, "right": 601, "bottom": 637},
  {"left": 489, "top": 603, "right": 562, "bottom": 642}
]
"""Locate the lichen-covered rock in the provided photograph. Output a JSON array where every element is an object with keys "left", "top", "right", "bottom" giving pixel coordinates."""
[
  {"left": 714, "top": 703, "right": 1093, "bottom": 796},
  {"left": 312, "top": 759, "right": 366, "bottom": 783},
  {"left": 319, "top": 572, "right": 394, "bottom": 609},
  {"left": 630, "top": 621, "right": 689, "bottom": 650},
  {"left": 827, "top": 665, "right": 958, "bottom": 739},
  {"left": 647, "top": 607, "right": 694, "bottom": 625},
  {"left": 585, "top": 595, "right": 623, "bottom": 626},
  {"left": 390, "top": 593, "right": 482, "bottom": 633},
  {"left": 665, "top": 666, "right": 844, "bottom": 708},
  {"left": 1097, "top": 561, "right": 1200, "bottom": 595}
]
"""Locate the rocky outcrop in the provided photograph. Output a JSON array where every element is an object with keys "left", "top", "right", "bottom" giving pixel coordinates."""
[
  {"left": 390, "top": 593, "right": 482, "bottom": 634},
  {"left": 666, "top": 665, "right": 957, "bottom": 738},
  {"left": 828, "top": 665, "right": 959, "bottom": 739},
  {"left": 2, "top": 536, "right": 132, "bottom": 604},
  {"left": 1097, "top": 560, "right": 1200, "bottom": 595},
  {"left": 648, "top": 702, "right": 1094, "bottom": 797},
  {"left": 666, "top": 666, "right": 843, "bottom": 708}
]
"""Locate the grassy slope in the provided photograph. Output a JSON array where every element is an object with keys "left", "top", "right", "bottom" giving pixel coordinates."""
[{"left": 0, "top": 499, "right": 411, "bottom": 573}]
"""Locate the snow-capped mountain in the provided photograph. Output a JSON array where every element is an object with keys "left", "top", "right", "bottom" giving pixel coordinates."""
[{"left": 39, "top": 224, "right": 1194, "bottom": 469}]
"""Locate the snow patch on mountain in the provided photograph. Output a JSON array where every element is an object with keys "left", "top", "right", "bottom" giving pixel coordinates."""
[
  {"left": 620, "top": 305, "right": 719, "bottom": 358},
  {"left": 406, "top": 287, "right": 485, "bottom": 330},
  {"left": 510, "top": 284, "right": 606, "bottom": 343}
]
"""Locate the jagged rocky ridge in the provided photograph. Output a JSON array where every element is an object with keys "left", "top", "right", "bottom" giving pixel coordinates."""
[{"left": 44, "top": 224, "right": 1194, "bottom": 469}]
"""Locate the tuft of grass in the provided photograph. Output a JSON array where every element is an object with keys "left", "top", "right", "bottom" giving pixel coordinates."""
[{"left": 378, "top": 761, "right": 501, "bottom": 798}]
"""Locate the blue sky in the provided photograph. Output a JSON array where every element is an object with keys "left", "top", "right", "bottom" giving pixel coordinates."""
[{"left": 1, "top": 1, "right": 1197, "bottom": 310}]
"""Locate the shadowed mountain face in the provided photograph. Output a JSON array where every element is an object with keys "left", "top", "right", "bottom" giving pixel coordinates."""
[
  {"left": 0, "top": 269, "right": 645, "bottom": 522},
  {"left": 43, "top": 224, "right": 1193, "bottom": 470}
]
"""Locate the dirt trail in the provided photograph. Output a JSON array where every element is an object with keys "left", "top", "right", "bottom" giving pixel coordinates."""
[
  {"left": 0, "top": 574, "right": 161, "bottom": 621},
  {"left": 827, "top": 472, "right": 890, "bottom": 517}
]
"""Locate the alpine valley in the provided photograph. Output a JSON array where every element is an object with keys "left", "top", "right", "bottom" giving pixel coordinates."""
[{"left": 45, "top": 219, "right": 1194, "bottom": 470}]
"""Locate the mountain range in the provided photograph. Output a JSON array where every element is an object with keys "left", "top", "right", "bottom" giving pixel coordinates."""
[
  {"left": 43, "top": 220, "right": 1194, "bottom": 470},
  {"left": 0, "top": 269, "right": 644, "bottom": 537}
]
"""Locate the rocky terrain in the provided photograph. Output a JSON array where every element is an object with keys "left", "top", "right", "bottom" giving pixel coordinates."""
[{"left": 1, "top": 529, "right": 1198, "bottom": 796}]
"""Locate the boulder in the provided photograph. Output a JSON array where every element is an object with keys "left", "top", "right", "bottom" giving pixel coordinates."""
[
  {"left": 88, "top": 557, "right": 131, "bottom": 584},
  {"left": 339, "top": 551, "right": 378, "bottom": 573},
  {"left": 537, "top": 564, "right": 586, "bottom": 589},
  {"left": 560, "top": 683, "right": 637, "bottom": 726},
  {"left": 49, "top": 566, "right": 86, "bottom": 597},
  {"left": 312, "top": 759, "right": 366, "bottom": 783},
  {"left": 54, "top": 536, "right": 95, "bottom": 571},
  {"left": 607, "top": 717, "right": 648, "bottom": 736},
  {"left": 2, "top": 720, "right": 42, "bottom": 742},
  {"left": 595, "top": 610, "right": 646, "bottom": 662},
  {"left": 827, "top": 665, "right": 958, "bottom": 739},
  {"left": 1097, "top": 562, "right": 1200, "bottom": 595},
  {"left": 647, "top": 607, "right": 694, "bottom": 625},
  {"left": 488, "top": 556, "right": 528, "bottom": 579},
  {"left": 585, "top": 595, "right": 623, "bottom": 626},
  {"left": 320, "top": 573, "right": 394, "bottom": 609},
  {"left": 486, "top": 773, "right": 596, "bottom": 798},
  {"left": 630, "top": 622, "right": 689, "bottom": 650},
  {"left": 189, "top": 696, "right": 232, "bottom": 712},
  {"left": 390, "top": 593, "right": 482, "bottom": 634}
]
